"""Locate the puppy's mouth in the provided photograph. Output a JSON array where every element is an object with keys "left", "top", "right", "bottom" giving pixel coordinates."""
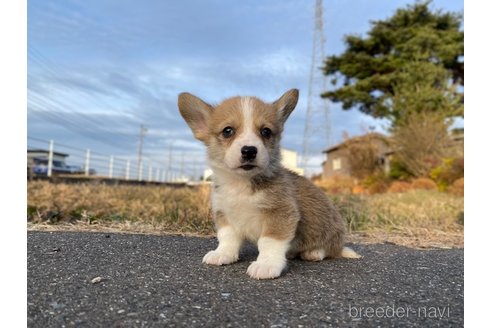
[{"left": 239, "top": 164, "right": 257, "bottom": 171}]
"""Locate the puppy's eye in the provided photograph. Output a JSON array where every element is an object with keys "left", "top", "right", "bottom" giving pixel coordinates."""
[
  {"left": 222, "top": 126, "right": 235, "bottom": 138},
  {"left": 260, "top": 127, "right": 272, "bottom": 138}
]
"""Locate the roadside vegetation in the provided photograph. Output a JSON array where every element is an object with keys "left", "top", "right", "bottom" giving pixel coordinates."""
[
  {"left": 27, "top": 180, "right": 463, "bottom": 248},
  {"left": 27, "top": 181, "right": 214, "bottom": 236}
]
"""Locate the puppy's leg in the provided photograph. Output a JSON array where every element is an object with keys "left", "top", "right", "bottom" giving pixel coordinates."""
[
  {"left": 246, "top": 206, "right": 298, "bottom": 280},
  {"left": 247, "top": 236, "right": 291, "bottom": 279},
  {"left": 203, "top": 212, "right": 243, "bottom": 266}
]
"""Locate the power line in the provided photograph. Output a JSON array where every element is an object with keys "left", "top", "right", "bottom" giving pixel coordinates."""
[
  {"left": 27, "top": 46, "right": 186, "bottom": 171},
  {"left": 27, "top": 48, "right": 142, "bottom": 151},
  {"left": 27, "top": 49, "right": 140, "bottom": 136},
  {"left": 28, "top": 98, "right": 135, "bottom": 151},
  {"left": 27, "top": 87, "right": 137, "bottom": 144},
  {"left": 28, "top": 46, "right": 139, "bottom": 126}
]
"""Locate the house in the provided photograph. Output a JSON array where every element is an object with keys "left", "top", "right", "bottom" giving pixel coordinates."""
[{"left": 322, "top": 133, "right": 393, "bottom": 179}]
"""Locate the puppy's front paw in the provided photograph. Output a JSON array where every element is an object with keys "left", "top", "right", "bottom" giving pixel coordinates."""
[
  {"left": 202, "top": 250, "right": 238, "bottom": 266},
  {"left": 246, "top": 261, "right": 285, "bottom": 280}
]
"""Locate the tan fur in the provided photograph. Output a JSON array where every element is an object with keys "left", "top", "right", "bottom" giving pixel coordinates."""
[
  {"left": 214, "top": 210, "right": 228, "bottom": 229},
  {"left": 177, "top": 89, "right": 360, "bottom": 279}
]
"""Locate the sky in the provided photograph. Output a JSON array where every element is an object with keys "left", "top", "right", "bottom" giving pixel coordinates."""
[{"left": 27, "top": 0, "right": 464, "bottom": 178}]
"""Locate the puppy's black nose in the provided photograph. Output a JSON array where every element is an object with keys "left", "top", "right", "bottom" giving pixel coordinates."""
[{"left": 241, "top": 146, "right": 257, "bottom": 160}]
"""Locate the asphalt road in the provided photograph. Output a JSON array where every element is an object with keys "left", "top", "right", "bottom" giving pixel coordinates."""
[{"left": 27, "top": 231, "right": 463, "bottom": 327}]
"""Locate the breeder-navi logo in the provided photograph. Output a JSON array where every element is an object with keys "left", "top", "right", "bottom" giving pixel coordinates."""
[{"left": 348, "top": 304, "right": 450, "bottom": 319}]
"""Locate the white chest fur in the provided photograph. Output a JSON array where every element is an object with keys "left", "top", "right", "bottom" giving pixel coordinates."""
[{"left": 211, "top": 180, "right": 265, "bottom": 243}]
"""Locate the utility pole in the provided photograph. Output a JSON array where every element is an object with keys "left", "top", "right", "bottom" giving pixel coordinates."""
[
  {"left": 47, "top": 140, "right": 54, "bottom": 177},
  {"left": 301, "top": 0, "right": 331, "bottom": 177},
  {"left": 193, "top": 158, "right": 197, "bottom": 181},
  {"left": 167, "top": 140, "right": 175, "bottom": 182},
  {"left": 137, "top": 124, "right": 147, "bottom": 181}
]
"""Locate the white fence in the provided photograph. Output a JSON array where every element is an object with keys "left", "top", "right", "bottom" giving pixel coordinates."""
[{"left": 27, "top": 137, "right": 202, "bottom": 183}]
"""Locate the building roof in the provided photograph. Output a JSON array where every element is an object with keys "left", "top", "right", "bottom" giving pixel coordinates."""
[{"left": 323, "top": 133, "right": 388, "bottom": 154}]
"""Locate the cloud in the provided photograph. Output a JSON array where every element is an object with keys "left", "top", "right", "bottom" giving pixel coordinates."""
[{"left": 27, "top": 0, "right": 463, "bottom": 177}]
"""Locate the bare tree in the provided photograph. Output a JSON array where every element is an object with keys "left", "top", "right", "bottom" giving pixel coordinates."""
[
  {"left": 391, "top": 111, "right": 453, "bottom": 177},
  {"left": 344, "top": 134, "right": 384, "bottom": 180}
]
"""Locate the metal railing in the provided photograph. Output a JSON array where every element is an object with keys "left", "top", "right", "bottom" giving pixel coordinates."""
[{"left": 27, "top": 137, "right": 204, "bottom": 183}]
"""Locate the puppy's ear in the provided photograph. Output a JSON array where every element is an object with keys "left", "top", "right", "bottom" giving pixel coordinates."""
[
  {"left": 272, "top": 89, "right": 299, "bottom": 124},
  {"left": 178, "top": 93, "right": 213, "bottom": 142}
]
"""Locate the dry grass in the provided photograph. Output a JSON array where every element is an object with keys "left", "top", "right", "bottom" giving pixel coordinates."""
[
  {"left": 27, "top": 181, "right": 464, "bottom": 248},
  {"left": 336, "top": 190, "right": 463, "bottom": 248},
  {"left": 387, "top": 181, "right": 412, "bottom": 193},
  {"left": 27, "top": 181, "right": 214, "bottom": 235}
]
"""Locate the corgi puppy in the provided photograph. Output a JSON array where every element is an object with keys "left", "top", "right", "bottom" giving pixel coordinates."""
[{"left": 178, "top": 89, "right": 360, "bottom": 280}]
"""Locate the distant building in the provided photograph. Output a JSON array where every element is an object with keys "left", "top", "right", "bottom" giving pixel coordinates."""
[
  {"left": 203, "top": 168, "right": 214, "bottom": 181},
  {"left": 321, "top": 128, "right": 465, "bottom": 179},
  {"left": 27, "top": 149, "right": 70, "bottom": 178},
  {"left": 27, "top": 149, "right": 86, "bottom": 177},
  {"left": 281, "top": 148, "right": 304, "bottom": 176},
  {"left": 27, "top": 149, "right": 69, "bottom": 164},
  {"left": 450, "top": 128, "right": 464, "bottom": 156},
  {"left": 322, "top": 133, "right": 393, "bottom": 179}
]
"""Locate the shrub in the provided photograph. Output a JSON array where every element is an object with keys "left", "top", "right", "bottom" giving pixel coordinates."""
[
  {"left": 387, "top": 181, "right": 412, "bottom": 193},
  {"left": 352, "top": 185, "right": 367, "bottom": 195},
  {"left": 410, "top": 178, "right": 438, "bottom": 190},
  {"left": 316, "top": 176, "right": 356, "bottom": 195},
  {"left": 344, "top": 133, "right": 386, "bottom": 179},
  {"left": 388, "top": 160, "right": 413, "bottom": 180},
  {"left": 391, "top": 111, "right": 454, "bottom": 177},
  {"left": 430, "top": 157, "right": 464, "bottom": 191},
  {"left": 367, "top": 181, "right": 389, "bottom": 195},
  {"left": 448, "top": 177, "right": 464, "bottom": 196},
  {"left": 362, "top": 173, "right": 390, "bottom": 195}
]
